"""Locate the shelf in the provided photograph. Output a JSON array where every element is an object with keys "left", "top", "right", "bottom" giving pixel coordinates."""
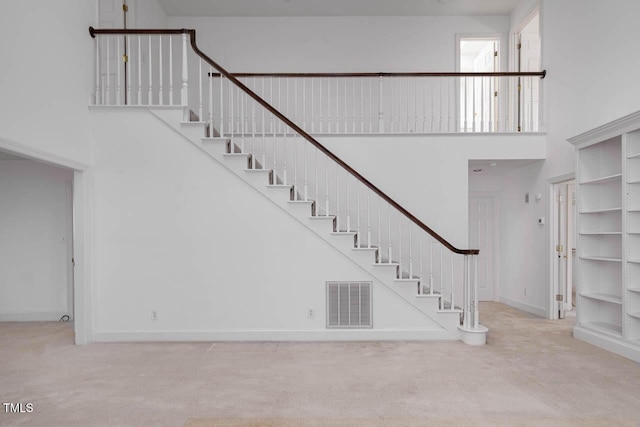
[
  {"left": 629, "top": 312, "right": 640, "bottom": 319},
  {"left": 580, "top": 256, "right": 622, "bottom": 262},
  {"left": 628, "top": 209, "right": 640, "bottom": 213},
  {"left": 628, "top": 179, "right": 640, "bottom": 184},
  {"left": 580, "top": 292, "right": 622, "bottom": 305},
  {"left": 579, "top": 207, "right": 622, "bottom": 214},
  {"left": 579, "top": 232, "right": 622, "bottom": 235},
  {"left": 580, "top": 173, "right": 622, "bottom": 185},
  {"left": 581, "top": 322, "right": 622, "bottom": 338},
  {"left": 628, "top": 152, "right": 640, "bottom": 159},
  {"left": 628, "top": 288, "right": 640, "bottom": 293},
  {"left": 628, "top": 259, "right": 640, "bottom": 264}
]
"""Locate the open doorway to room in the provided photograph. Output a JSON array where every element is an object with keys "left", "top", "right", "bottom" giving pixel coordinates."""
[
  {"left": 550, "top": 177, "right": 577, "bottom": 320},
  {"left": 0, "top": 150, "right": 75, "bottom": 325},
  {"left": 457, "top": 36, "right": 500, "bottom": 132},
  {"left": 513, "top": 9, "right": 541, "bottom": 132}
]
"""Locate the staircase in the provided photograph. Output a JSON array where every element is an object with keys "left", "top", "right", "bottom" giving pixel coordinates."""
[{"left": 89, "top": 26, "right": 488, "bottom": 345}]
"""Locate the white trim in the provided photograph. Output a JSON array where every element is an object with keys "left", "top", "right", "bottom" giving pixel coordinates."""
[
  {"left": 0, "top": 137, "right": 89, "bottom": 171},
  {"left": 573, "top": 326, "right": 640, "bottom": 363},
  {"left": 93, "top": 328, "right": 458, "bottom": 342},
  {"left": 498, "top": 296, "right": 546, "bottom": 317},
  {"left": 547, "top": 173, "right": 575, "bottom": 319},
  {"left": 0, "top": 312, "right": 69, "bottom": 322},
  {"left": 568, "top": 110, "right": 640, "bottom": 148},
  {"left": 72, "top": 170, "right": 93, "bottom": 345},
  {"left": 469, "top": 191, "right": 500, "bottom": 302}
]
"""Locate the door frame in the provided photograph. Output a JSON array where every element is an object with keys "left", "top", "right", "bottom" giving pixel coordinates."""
[
  {"left": 0, "top": 137, "right": 92, "bottom": 345},
  {"left": 547, "top": 172, "right": 575, "bottom": 319},
  {"left": 469, "top": 191, "right": 501, "bottom": 302}
]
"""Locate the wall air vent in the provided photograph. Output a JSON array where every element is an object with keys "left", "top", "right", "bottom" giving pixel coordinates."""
[{"left": 326, "top": 282, "right": 372, "bottom": 328}]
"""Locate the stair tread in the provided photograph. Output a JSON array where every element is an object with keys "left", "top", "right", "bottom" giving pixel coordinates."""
[
  {"left": 245, "top": 168, "right": 272, "bottom": 173},
  {"left": 353, "top": 247, "right": 379, "bottom": 251},
  {"left": 289, "top": 200, "right": 314, "bottom": 204},
  {"left": 309, "top": 215, "right": 335, "bottom": 219}
]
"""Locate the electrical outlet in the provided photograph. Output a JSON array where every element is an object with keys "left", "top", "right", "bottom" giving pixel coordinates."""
[
  {"left": 151, "top": 311, "right": 158, "bottom": 321},
  {"left": 307, "top": 309, "right": 314, "bottom": 318}
]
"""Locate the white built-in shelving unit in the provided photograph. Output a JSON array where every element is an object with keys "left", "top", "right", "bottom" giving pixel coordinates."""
[{"left": 570, "top": 111, "right": 640, "bottom": 362}]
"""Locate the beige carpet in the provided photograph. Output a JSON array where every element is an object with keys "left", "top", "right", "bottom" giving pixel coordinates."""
[{"left": 1, "top": 302, "right": 639, "bottom": 426}]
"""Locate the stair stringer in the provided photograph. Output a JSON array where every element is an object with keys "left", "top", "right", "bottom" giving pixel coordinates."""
[{"left": 149, "top": 108, "right": 462, "bottom": 338}]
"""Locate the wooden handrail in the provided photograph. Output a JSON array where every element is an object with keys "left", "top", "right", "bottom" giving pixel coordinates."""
[
  {"left": 207, "top": 71, "right": 547, "bottom": 78},
  {"left": 89, "top": 27, "right": 480, "bottom": 255}
]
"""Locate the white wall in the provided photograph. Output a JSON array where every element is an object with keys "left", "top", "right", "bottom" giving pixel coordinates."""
[
  {"left": 320, "top": 134, "right": 544, "bottom": 249},
  {"left": 135, "top": 0, "right": 168, "bottom": 28},
  {"left": 89, "top": 108, "right": 446, "bottom": 339},
  {"left": 497, "top": 0, "right": 640, "bottom": 316},
  {"left": 0, "top": 0, "right": 95, "bottom": 166},
  {"left": 0, "top": 160, "right": 74, "bottom": 320},
  {"left": 170, "top": 16, "right": 509, "bottom": 72}
]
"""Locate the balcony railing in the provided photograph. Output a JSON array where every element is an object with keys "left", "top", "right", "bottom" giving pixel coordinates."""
[{"left": 91, "top": 30, "right": 545, "bottom": 135}]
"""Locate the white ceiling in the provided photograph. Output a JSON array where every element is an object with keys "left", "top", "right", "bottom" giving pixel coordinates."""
[
  {"left": 158, "top": 0, "right": 522, "bottom": 17},
  {"left": 468, "top": 159, "right": 541, "bottom": 176}
]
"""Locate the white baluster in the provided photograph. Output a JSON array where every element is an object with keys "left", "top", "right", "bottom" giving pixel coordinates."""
[
  {"left": 409, "top": 224, "right": 413, "bottom": 279},
  {"left": 356, "top": 189, "right": 361, "bottom": 247},
  {"left": 219, "top": 76, "right": 224, "bottom": 136},
  {"left": 463, "top": 77, "right": 468, "bottom": 132},
  {"left": 252, "top": 78, "right": 256, "bottom": 166},
  {"left": 431, "top": 78, "right": 435, "bottom": 132},
  {"left": 208, "top": 66, "right": 213, "bottom": 138},
  {"left": 198, "top": 58, "right": 202, "bottom": 120},
  {"left": 158, "top": 36, "right": 163, "bottom": 105},
  {"left": 377, "top": 197, "right": 382, "bottom": 263},
  {"left": 126, "top": 35, "right": 131, "bottom": 105},
  {"left": 311, "top": 78, "right": 315, "bottom": 133},
  {"left": 261, "top": 79, "right": 266, "bottom": 163},
  {"left": 419, "top": 235, "right": 423, "bottom": 294},
  {"left": 314, "top": 147, "right": 318, "bottom": 207},
  {"left": 481, "top": 76, "right": 484, "bottom": 132},
  {"left": 450, "top": 253, "right": 455, "bottom": 311},
  {"left": 352, "top": 78, "right": 356, "bottom": 132},
  {"left": 388, "top": 205, "right": 392, "bottom": 264},
  {"left": 336, "top": 165, "right": 339, "bottom": 230},
  {"left": 360, "top": 78, "right": 364, "bottom": 133},
  {"left": 241, "top": 79, "right": 246, "bottom": 153},
  {"left": 346, "top": 175, "right": 351, "bottom": 232},
  {"left": 472, "top": 77, "right": 476, "bottom": 132},
  {"left": 367, "top": 190, "right": 371, "bottom": 248},
  {"left": 230, "top": 80, "right": 234, "bottom": 137},
  {"left": 303, "top": 78, "right": 306, "bottom": 129},
  {"left": 294, "top": 78, "right": 298, "bottom": 127},
  {"left": 398, "top": 220, "right": 402, "bottom": 278},
  {"left": 168, "top": 36, "right": 173, "bottom": 105},
  {"left": 429, "top": 239, "right": 434, "bottom": 295},
  {"left": 116, "top": 36, "right": 121, "bottom": 105},
  {"left": 378, "top": 76, "right": 384, "bottom": 133},
  {"left": 293, "top": 132, "right": 298, "bottom": 199},
  {"left": 327, "top": 78, "right": 331, "bottom": 133},
  {"left": 283, "top": 129, "right": 287, "bottom": 185},
  {"left": 325, "top": 157, "right": 329, "bottom": 216},
  {"left": 406, "top": 77, "right": 410, "bottom": 132},
  {"left": 273, "top": 113, "right": 277, "bottom": 174},
  {"left": 414, "top": 78, "right": 418, "bottom": 133},
  {"left": 439, "top": 78, "right": 444, "bottom": 132},
  {"left": 106, "top": 36, "right": 110, "bottom": 104},
  {"left": 335, "top": 78, "right": 340, "bottom": 133},
  {"left": 303, "top": 137, "right": 308, "bottom": 201},
  {"left": 423, "top": 78, "right": 427, "bottom": 132},
  {"left": 439, "top": 246, "right": 444, "bottom": 309},
  {"left": 94, "top": 35, "right": 100, "bottom": 104},
  {"left": 148, "top": 35, "right": 153, "bottom": 105},
  {"left": 390, "top": 78, "right": 394, "bottom": 132},
  {"left": 181, "top": 34, "right": 188, "bottom": 121},
  {"left": 319, "top": 79, "right": 324, "bottom": 133},
  {"left": 137, "top": 36, "right": 142, "bottom": 105}
]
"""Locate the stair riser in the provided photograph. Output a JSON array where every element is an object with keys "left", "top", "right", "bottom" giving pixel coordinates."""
[
  {"left": 412, "top": 296, "right": 441, "bottom": 313},
  {"left": 201, "top": 141, "right": 229, "bottom": 159},
  {"left": 180, "top": 124, "right": 207, "bottom": 143},
  {"left": 223, "top": 156, "right": 253, "bottom": 174},
  {"left": 371, "top": 265, "right": 399, "bottom": 283}
]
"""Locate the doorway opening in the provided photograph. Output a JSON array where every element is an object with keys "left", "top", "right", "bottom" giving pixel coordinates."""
[
  {"left": 0, "top": 150, "right": 75, "bottom": 325},
  {"left": 457, "top": 36, "right": 500, "bottom": 132},
  {"left": 550, "top": 177, "right": 577, "bottom": 320},
  {"left": 514, "top": 10, "right": 541, "bottom": 132}
]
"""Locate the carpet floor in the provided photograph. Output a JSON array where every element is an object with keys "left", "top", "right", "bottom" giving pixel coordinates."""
[{"left": 1, "top": 302, "right": 639, "bottom": 426}]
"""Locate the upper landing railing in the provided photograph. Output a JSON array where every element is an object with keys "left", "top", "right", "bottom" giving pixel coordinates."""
[
  {"left": 89, "top": 27, "right": 546, "bottom": 135},
  {"left": 88, "top": 27, "right": 542, "bottom": 335}
]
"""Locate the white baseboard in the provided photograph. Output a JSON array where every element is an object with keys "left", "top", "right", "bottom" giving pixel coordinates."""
[
  {"left": 0, "top": 312, "right": 70, "bottom": 321},
  {"left": 573, "top": 326, "right": 640, "bottom": 363},
  {"left": 93, "top": 328, "right": 459, "bottom": 343},
  {"left": 498, "top": 296, "right": 546, "bottom": 318}
]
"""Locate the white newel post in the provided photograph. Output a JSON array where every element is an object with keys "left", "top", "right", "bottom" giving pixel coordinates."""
[{"left": 181, "top": 33, "right": 189, "bottom": 122}]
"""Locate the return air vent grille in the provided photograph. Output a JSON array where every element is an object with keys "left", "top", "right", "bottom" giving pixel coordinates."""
[{"left": 326, "top": 282, "right": 372, "bottom": 328}]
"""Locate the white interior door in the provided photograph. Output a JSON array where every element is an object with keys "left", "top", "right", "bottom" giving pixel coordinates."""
[
  {"left": 469, "top": 196, "right": 495, "bottom": 301},
  {"left": 516, "top": 13, "right": 541, "bottom": 131}
]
